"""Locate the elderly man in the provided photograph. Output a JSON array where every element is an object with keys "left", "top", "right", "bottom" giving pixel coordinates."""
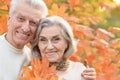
[{"left": 0, "top": 0, "right": 48, "bottom": 80}]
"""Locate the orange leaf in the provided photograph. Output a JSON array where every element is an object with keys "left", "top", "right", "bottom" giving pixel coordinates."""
[
  {"left": 96, "top": 28, "right": 114, "bottom": 41},
  {"left": 49, "top": 3, "right": 67, "bottom": 17},
  {"left": 69, "top": 54, "right": 80, "bottom": 62},
  {"left": 20, "top": 56, "right": 58, "bottom": 80},
  {"left": 0, "top": 5, "right": 8, "bottom": 10},
  {"left": 44, "top": 0, "right": 53, "bottom": 4},
  {"left": 68, "top": 0, "right": 81, "bottom": 9},
  {"left": 84, "top": 54, "right": 96, "bottom": 62},
  {"left": 108, "top": 26, "right": 120, "bottom": 33},
  {"left": 110, "top": 38, "right": 120, "bottom": 49},
  {"left": 0, "top": 15, "right": 8, "bottom": 34},
  {"left": 3, "top": 0, "right": 11, "bottom": 6}
]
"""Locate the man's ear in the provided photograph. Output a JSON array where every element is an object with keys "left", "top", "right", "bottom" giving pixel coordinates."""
[
  {"left": 8, "top": 16, "right": 10, "bottom": 20},
  {"left": 7, "top": 17, "right": 11, "bottom": 29}
]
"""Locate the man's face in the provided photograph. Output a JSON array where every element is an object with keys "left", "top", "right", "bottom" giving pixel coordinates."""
[{"left": 7, "top": 2, "right": 42, "bottom": 49}]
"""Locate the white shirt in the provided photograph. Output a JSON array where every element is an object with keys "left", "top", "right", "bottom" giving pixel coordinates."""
[
  {"left": 0, "top": 34, "right": 31, "bottom": 80},
  {"left": 56, "top": 60, "right": 86, "bottom": 80}
]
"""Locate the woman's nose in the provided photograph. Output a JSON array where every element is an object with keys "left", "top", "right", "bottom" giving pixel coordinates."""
[{"left": 46, "top": 42, "right": 54, "bottom": 50}]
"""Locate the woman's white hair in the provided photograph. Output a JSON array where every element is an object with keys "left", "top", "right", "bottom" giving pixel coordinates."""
[
  {"left": 46, "top": 16, "right": 77, "bottom": 58},
  {"left": 31, "top": 16, "right": 77, "bottom": 59},
  {"left": 9, "top": 0, "right": 48, "bottom": 18}
]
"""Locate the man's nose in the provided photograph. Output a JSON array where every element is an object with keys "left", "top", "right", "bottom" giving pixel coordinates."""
[{"left": 21, "top": 21, "right": 30, "bottom": 32}]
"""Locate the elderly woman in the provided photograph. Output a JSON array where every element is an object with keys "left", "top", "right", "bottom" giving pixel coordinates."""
[{"left": 31, "top": 16, "right": 96, "bottom": 80}]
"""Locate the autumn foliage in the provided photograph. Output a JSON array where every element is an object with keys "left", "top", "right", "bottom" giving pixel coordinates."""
[
  {"left": 19, "top": 56, "right": 58, "bottom": 80},
  {"left": 0, "top": 0, "right": 120, "bottom": 80}
]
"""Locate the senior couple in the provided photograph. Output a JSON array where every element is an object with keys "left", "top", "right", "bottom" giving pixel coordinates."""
[{"left": 0, "top": 0, "right": 96, "bottom": 80}]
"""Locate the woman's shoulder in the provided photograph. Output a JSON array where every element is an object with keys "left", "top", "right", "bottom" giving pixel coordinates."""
[
  {"left": 68, "top": 60, "right": 86, "bottom": 70},
  {"left": 69, "top": 60, "right": 84, "bottom": 66}
]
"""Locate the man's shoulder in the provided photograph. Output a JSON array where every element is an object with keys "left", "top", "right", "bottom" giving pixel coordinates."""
[
  {"left": 23, "top": 46, "right": 31, "bottom": 65},
  {"left": 23, "top": 46, "right": 31, "bottom": 58},
  {"left": 0, "top": 33, "right": 6, "bottom": 46},
  {"left": 24, "top": 46, "right": 30, "bottom": 51},
  {"left": 0, "top": 33, "right": 5, "bottom": 40}
]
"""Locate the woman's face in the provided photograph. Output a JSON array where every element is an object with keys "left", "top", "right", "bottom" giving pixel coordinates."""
[{"left": 38, "top": 25, "right": 68, "bottom": 62}]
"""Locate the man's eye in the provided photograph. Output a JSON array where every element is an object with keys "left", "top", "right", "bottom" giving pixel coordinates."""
[
  {"left": 30, "top": 21, "right": 38, "bottom": 27},
  {"left": 18, "top": 17, "right": 25, "bottom": 22}
]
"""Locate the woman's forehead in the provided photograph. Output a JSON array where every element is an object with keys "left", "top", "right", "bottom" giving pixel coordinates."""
[{"left": 40, "top": 25, "right": 63, "bottom": 36}]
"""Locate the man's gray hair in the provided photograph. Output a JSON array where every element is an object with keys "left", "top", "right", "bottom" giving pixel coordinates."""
[{"left": 9, "top": 0, "right": 48, "bottom": 18}]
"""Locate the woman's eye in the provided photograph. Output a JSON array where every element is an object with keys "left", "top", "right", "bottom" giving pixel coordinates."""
[
  {"left": 53, "top": 38, "right": 60, "bottom": 42},
  {"left": 40, "top": 38, "right": 46, "bottom": 41},
  {"left": 55, "top": 38, "right": 60, "bottom": 40},
  {"left": 39, "top": 38, "right": 47, "bottom": 43}
]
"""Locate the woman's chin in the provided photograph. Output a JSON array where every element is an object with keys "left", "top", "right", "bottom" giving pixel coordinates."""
[{"left": 48, "top": 59, "right": 57, "bottom": 63}]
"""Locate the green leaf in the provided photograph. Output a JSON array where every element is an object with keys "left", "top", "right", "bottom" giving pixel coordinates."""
[{"left": 0, "top": 9, "right": 8, "bottom": 14}]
